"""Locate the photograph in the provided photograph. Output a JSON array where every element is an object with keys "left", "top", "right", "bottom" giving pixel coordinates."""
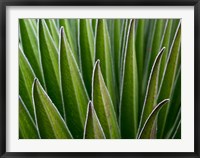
[{"left": 19, "top": 18, "right": 181, "bottom": 139}]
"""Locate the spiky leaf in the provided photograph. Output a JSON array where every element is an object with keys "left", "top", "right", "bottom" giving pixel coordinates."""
[
  {"left": 92, "top": 60, "right": 120, "bottom": 139},
  {"left": 60, "top": 27, "right": 89, "bottom": 139},
  {"left": 45, "top": 19, "right": 59, "bottom": 48},
  {"left": 79, "top": 19, "right": 95, "bottom": 95},
  {"left": 19, "top": 97, "right": 39, "bottom": 139},
  {"left": 19, "top": 19, "right": 44, "bottom": 86},
  {"left": 138, "top": 47, "right": 165, "bottom": 132},
  {"left": 39, "top": 19, "right": 64, "bottom": 118},
  {"left": 157, "top": 22, "right": 181, "bottom": 138},
  {"left": 95, "top": 19, "right": 117, "bottom": 111},
  {"left": 159, "top": 19, "right": 173, "bottom": 84},
  {"left": 120, "top": 20, "right": 138, "bottom": 138},
  {"left": 84, "top": 101, "right": 106, "bottom": 139},
  {"left": 19, "top": 46, "right": 35, "bottom": 121},
  {"left": 138, "top": 99, "right": 169, "bottom": 139},
  {"left": 59, "top": 19, "right": 79, "bottom": 66},
  {"left": 33, "top": 79, "right": 72, "bottom": 139}
]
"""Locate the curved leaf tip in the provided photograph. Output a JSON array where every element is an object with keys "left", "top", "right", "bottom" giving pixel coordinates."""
[{"left": 138, "top": 99, "right": 169, "bottom": 139}]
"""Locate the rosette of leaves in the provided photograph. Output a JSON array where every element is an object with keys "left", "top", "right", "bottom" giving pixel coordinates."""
[{"left": 19, "top": 18, "right": 181, "bottom": 139}]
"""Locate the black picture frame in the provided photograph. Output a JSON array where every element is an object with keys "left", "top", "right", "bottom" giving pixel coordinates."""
[{"left": 0, "top": 0, "right": 199, "bottom": 157}]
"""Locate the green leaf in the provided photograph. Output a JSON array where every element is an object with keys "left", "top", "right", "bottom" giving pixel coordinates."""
[
  {"left": 33, "top": 79, "right": 72, "bottom": 139},
  {"left": 165, "top": 108, "right": 181, "bottom": 139},
  {"left": 95, "top": 19, "right": 117, "bottom": 112},
  {"left": 113, "top": 19, "right": 122, "bottom": 99},
  {"left": 135, "top": 19, "right": 145, "bottom": 117},
  {"left": 92, "top": 60, "right": 120, "bottom": 139},
  {"left": 142, "top": 19, "right": 156, "bottom": 110},
  {"left": 149, "top": 19, "right": 165, "bottom": 73},
  {"left": 19, "top": 97, "right": 40, "bottom": 139},
  {"left": 157, "top": 22, "right": 181, "bottom": 138},
  {"left": 59, "top": 19, "right": 79, "bottom": 66},
  {"left": 19, "top": 46, "right": 35, "bottom": 121},
  {"left": 136, "top": 19, "right": 145, "bottom": 87},
  {"left": 120, "top": 20, "right": 138, "bottom": 138},
  {"left": 163, "top": 68, "right": 181, "bottom": 138},
  {"left": 138, "top": 99, "right": 169, "bottom": 139},
  {"left": 39, "top": 19, "right": 64, "bottom": 118},
  {"left": 84, "top": 101, "right": 106, "bottom": 139},
  {"left": 170, "top": 19, "right": 180, "bottom": 46},
  {"left": 92, "top": 19, "right": 97, "bottom": 33},
  {"left": 45, "top": 19, "right": 59, "bottom": 48},
  {"left": 79, "top": 19, "right": 95, "bottom": 96},
  {"left": 120, "top": 19, "right": 130, "bottom": 85},
  {"left": 159, "top": 19, "right": 173, "bottom": 84},
  {"left": 172, "top": 120, "right": 181, "bottom": 139},
  {"left": 29, "top": 19, "right": 37, "bottom": 31},
  {"left": 142, "top": 20, "right": 165, "bottom": 106},
  {"left": 138, "top": 47, "right": 165, "bottom": 134},
  {"left": 60, "top": 27, "right": 89, "bottom": 139},
  {"left": 106, "top": 19, "right": 114, "bottom": 57},
  {"left": 19, "top": 19, "right": 44, "bottom": 86}
]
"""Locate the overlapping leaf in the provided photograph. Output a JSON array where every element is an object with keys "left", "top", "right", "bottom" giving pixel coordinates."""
[
  {"left": 95, "top": 19, "right": 117, "bottom": 111},
  {"left": 163, "top": 68, "right": 181, "bottom": 138},
  {"left": 138, "top": 99, "right": 169, "bottom": 139},
  {"left": 92, "top": 60, "right": 120, "bottom": 139},
  {"left": 39, "top": 19, "right": 64, "bottom": 118},
  {"left": 19, "top": 18, "right": 181, "bottom": 140},
  {"left": 19, "top": 19, "right": 44, "bottom": 86},
  {"left": 79, "top": 19, "right": 95, "bottom": 95},
  {"left": 45, "top": 19, "right": 59, "bottom": 48},
  {"left": 19, "top": 46, "right": 35, "bottom": 121},
  {"left": 159, "top": 19, "right": 173, "bottom": 83},
  {"left": 84, "top": 101, "right": 106, "bottom": 139},
  {"left": 19, "top": 97, "right": 39, "bottom": 139},
  {"left": 60, "top": 27, "right": 89, "bottom": 138},
  {"left": 120, "top": 20, "right": 138, "bottom": 138},
  {"left": 138, "top": 47, "right": 165, "bottom": 133},
  {"left": 33, "top": 79, "right": 72, "bottom": 139},
  {"left": 59, "top": 19, "right": 79, "bottom": 66},
  {"left": 113, "top": 19, "right": 122, "bottom": 99},
  {"left": 157, "top": 22, "right": 181, "bottom": 138}
]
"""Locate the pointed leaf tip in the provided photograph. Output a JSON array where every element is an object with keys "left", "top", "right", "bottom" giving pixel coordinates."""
[
  {"left": 33, "top": 79, "right": 72, "bottom": 139},
  {"left": 60, "top": 27, "right": 89, "bottom": 138},
  {"left": 84, "top": 101, "right": 106, "bottom": 139},
  {"left": 92, "top": 61, "right": 120, "bottom": 139},
  {"left": 138, "top": 99, "right": 170, "bottom": 139},
  {"left": 88, "top": 101, "right": 93, "bottom": 110},
  {"left": 60, "top": 26, "right": 65, "bottom": 37},
  {"left": 138, "top": 47, "right": 166, "bottom": 135}
]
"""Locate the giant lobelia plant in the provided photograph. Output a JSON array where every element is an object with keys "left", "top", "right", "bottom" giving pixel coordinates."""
[{"left": 19, "top": 19, "right": 181, "bottom": 139}]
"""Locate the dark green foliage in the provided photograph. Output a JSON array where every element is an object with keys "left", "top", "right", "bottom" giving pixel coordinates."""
[{"left": 19, "top": 18, "right": 181, "bottom": 139}]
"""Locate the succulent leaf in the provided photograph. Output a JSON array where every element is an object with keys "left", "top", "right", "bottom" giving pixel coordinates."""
[
  {"left": 45, "top": 19, "right": 59, "bottom": 48},
  {"left": 19, "top": 46, "right": 35, "bottom": 121},
  {"left": 138, "top": 47, "right": 165, "bottom": 134},
  {"left": 60, "top": 27, "right": 89, "bottom": 139},
  {"left": 157, "top": 22, "right": 181, "bottom": 138},
  {"left": 92, "top": 60, "right": 120, "bottom": 139},
  {"left": 19, "top": 97, "right": 40, "bottom": 139},
  {"left": 59, "top": 19, "right": 79, "bottom": 66},
  {"left": 95, "top": 19, "right": 117, "bottom": 112},
  {"left": 120, "top": 20, "right": 138, "bottom": 138},
  {"left": 19, "top": 19, "right": 44, "bottom": 86},
  {"left": 138, "top": 99, "right": 169, "bottom": 139},
  {"left": 84, "top": 101, "right": 106, "bottom": 139},
  {"left": 33, "top": 79, "right": 72, "bottom": 139},
  {"left": 39, "top": 19, "right": 64, "bottom": 118},
  {"left": 79, "top": 19, "right": 95, "bottom": 96}
]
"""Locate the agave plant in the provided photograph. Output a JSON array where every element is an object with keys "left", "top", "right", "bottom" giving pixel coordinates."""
[{"left": 19, "top": 18, "right": 181, "bottom": 139}]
